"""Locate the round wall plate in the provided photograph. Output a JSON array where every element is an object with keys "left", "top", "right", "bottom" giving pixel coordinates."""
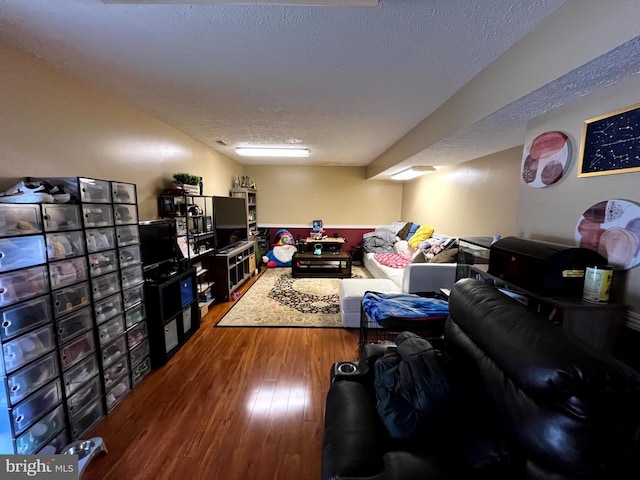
[
  {"left": 575, "top": 199, "right": 640, "bottom": 270},
  {"left": 521, "top": 131, "right": 571, "bottom": 188}
]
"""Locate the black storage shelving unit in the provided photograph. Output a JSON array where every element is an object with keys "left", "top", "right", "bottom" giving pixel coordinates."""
[{"left": 143, "top": 268, "right": 199, "bottom": 367}]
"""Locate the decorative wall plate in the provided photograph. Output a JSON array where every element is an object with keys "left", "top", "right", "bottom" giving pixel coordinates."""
[
  {"left": 521, "top": 131, "right": 571, "bottom": 188},
  {"left": 575, "top": 199, "right": 640, "bottom": 270}
]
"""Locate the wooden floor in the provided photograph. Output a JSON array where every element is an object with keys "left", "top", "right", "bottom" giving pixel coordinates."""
[{"left": 83, "top": 271, "right": 359, "bottom": 480}]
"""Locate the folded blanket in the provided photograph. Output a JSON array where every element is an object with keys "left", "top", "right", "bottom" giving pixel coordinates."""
[
  {"left": 362, "top": 292, "right": 449, "bottom": 323},
  {"left": 373, "top": 252, "right": 412, "bottom": 269}
]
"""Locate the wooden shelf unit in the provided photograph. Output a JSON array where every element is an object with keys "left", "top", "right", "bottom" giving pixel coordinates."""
[{"left": 211, "top": 240, "right": 257, "bottom": 302}]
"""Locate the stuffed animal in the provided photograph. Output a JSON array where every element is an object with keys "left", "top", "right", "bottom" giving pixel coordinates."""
[{"left": 262, "top": 229, "right": 298, "bottom": 267}]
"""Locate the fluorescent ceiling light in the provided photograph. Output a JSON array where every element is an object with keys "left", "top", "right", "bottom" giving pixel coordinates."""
[
  {"left": 235, "top": 147, "right": 310, "bottom": 158},
  {"left": 103, "top": 1, "right": 378, "bottom": 6},
  {"left": 390, "top": 166, "right": 436, "bottom": 181}
]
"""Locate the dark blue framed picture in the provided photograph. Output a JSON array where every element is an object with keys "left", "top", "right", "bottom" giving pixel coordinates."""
[{"left": 579, "top": 103, "right": 640, "bottom": 177}]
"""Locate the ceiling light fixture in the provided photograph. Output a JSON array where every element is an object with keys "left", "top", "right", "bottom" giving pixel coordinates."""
[
  {"left": 390, "top": 166, "right": 436, "bottom": 181},
  {"left": 235, "top": 147, "right": 310, "bottom": 158}
]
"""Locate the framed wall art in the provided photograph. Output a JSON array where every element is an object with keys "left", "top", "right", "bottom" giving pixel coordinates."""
[
  {"left": 578, "top": 103, "right": 640, "bottom": 177},
  {"left": 521, "top": 131, "right": 571, "bottom": 188}
]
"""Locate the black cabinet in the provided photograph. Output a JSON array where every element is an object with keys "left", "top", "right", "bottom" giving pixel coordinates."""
[{"left": 143, "top": 268, "right": 200, "bottom": 367}]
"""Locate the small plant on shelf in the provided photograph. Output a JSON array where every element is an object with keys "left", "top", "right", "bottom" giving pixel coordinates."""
[
  {"left": 173, "top": 172, "right": 201, "bottom": 186},
  {"left": 172, "top": 172, "right": 201, "bottom": 194}
]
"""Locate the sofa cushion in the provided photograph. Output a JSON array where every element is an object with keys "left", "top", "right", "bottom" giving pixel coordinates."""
[
  {"left": 396, "top": 222, "right": 413, "bottom": 240},
  {"left": 427, "top": 247, "right": 459, "bottom": 264},
  {"left": 408, "top": 225, "right": 435, "bottom": 248}
]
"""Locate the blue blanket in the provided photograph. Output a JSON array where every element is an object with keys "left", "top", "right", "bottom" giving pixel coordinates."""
[{"left": 362, "top": 292, "right": 449, "bottom": 324}]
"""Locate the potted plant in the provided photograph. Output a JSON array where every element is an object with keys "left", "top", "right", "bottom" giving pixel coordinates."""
[{"left": 173, "top": 172, "right": 201, "bottom": 195}]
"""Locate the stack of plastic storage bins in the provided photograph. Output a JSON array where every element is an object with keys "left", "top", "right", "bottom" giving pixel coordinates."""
[
  {"left": 0, "top": 204, "right": 68, "bottom": 454},
  {"left": 44, "top": 198, "right": 103, "bottom": 443},
  {"left": 111, "top": 182, "right": 149, "bottom": 401}
]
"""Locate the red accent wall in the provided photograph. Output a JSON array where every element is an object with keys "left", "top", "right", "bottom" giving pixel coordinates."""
[{"left": 263, "top": 227, "right": 375, "bottom": 249}]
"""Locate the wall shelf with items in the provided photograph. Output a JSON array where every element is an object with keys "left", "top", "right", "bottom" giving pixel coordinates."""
[
  {"left": 230, "top": 188, "right": 257, "bottom": 237},
  {"left": 158, "top": 193, "right": 215, "bottom": 311}
]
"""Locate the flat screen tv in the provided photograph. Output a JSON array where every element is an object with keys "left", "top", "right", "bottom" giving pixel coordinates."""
[
  {"left": 139, "top": 219, "right": 178, "bottom": 270},
  {"left": 214, "top": 196, "right": 248, "bottom": 251}
]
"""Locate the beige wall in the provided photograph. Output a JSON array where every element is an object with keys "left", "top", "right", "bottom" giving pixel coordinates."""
[
  {"left": 0, "top": 40, "right": 243, "bottom": 221},
  {"left": 245, "top": 165, "right": 402, "bottom": 227},
  {"left": 401, "top": 147, "right": 521, "bottom": 237},
  {"left": 517, "top": 75, "right": 640, "bottom": 309}
]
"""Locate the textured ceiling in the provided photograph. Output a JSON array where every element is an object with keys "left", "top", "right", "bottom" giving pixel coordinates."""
[{"left": 0, "top": 0, "right": 573, "bottom": 176}]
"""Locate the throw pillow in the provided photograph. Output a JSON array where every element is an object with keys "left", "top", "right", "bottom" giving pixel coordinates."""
[
  {"left": 407, "top": 225, "right": 435, "bottom": 249},
  {"left": 396, "top": 222, "right": 413, "bottom": 240},
  {"left": 428, "top": 247, "right": 458, "bottom": 263},
  {"left": 405, "top": 223, "right": 421, "bottom": 241}
]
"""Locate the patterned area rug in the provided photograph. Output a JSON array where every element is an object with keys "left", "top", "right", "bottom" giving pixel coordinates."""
[{"left": 216, "top": 266, "right": 372, "bottom": 327}]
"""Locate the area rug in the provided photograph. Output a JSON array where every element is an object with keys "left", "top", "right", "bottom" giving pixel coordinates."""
[{"left": 216, "top": 266, "right": 372, "bottom": 327}]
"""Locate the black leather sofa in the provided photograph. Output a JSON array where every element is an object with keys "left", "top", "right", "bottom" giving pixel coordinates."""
[{"left": 322, "top": 278, "right": 640, "bottom": 479}]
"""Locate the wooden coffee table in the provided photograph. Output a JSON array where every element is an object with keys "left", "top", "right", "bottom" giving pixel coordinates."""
[{"left": 292, "top": 251, "right": 352, "bottom": 278}]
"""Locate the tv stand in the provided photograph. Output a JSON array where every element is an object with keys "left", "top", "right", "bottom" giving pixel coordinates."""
[{"left": 211, "top": 240, "right": 257, "bottom": 302}]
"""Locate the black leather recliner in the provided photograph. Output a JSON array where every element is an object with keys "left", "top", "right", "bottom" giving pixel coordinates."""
[{"left": 322, "top": 278, "right": 640, "bottom": 479}]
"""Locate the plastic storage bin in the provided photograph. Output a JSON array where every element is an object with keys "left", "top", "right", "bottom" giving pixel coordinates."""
[
  {"left": 106, "top": 376, "right": 130, "bottom": 412},
  {"left": 118, "top": 245, "right": 141, "bottom": 269},
  {"left": 63, "top": 353, "right": 99, "bottom": 398},
  {"left": 59, "top": 330, "right": 95, "bottom": 370},
  {"left": 46, "top": 231, "right": 86, "bottom": 261},
  {"left": 121, "top": 265, "right": 144, "bottom": 289},
  {"left": 82, "top": 204, "right": 114, "bottom": 228},
  {"left": 70, "top": 399, "right": 104, "bottom": 440},
  {"left": 95, "top": 294, "right": 123, "bottom": 325},
  {"left": 79, "top": 178, "right": 112, "bottom": 204},
  {"left": 67, "top": 376, "right": 101, "bottom": 420},
  {"left": 0, "top": 295, "right": 52, "bottom": 341},
  {"left": 85, "top": 227, "right": 116, "bottom": 253},
  {"left": 56, "top": 307, "right": 93, "bottom": 344},
  {"left": 129, "top": 339, "right": 149, "bottom": 367},
  {"left": 41, "top": 204, "right": 82, "bottom": 232},
  {"left": 2, "top": 324, "right": 56, "bottom": 374},
  {"left": 103, "top": 355, "right": 129, "bottom": 390},
  {"left": 11, "top": 379, "right": 63, "bottom": 435},
  {"left": 7, "top": 352, "right": 59, "bottom": 405},
  {"left": 101, "top": 335, "right": 127, "bottom": 369},
  {"left": 98, "top": 315, "right": 125, "bottom": 346},
  {"left": 112, "top": 182, "right": 137, "bottom": 204},
  {"left": 116, "top": 225, "right": 139, "bottom": 247},
  {"left": 16, "top": 403, "right": 65, "bottom": 454},
  {"left": 131, "top": 356, "right": 151, "bottom": 386},
  {"left": 0, "top": 204, "right": 42, "bottom": 237},
  {"left": 122, "top": 284, "right": 144, "bottom": 310},
  {"left": 127, "top": 322, "right": 147, "bottom": 349},
  {"left": 88, "top": 250, "right": 118, "bottom": 277},
  {"left": 125, "top": 303, "right": 145, "bottom": 329},
  {"left": 90, "top": 272, "right": 121, "bottom": 301},
  {"left": 52, "top": 282, "right": 91, "bottom": 318},
  {"left": 0, "top": 265, "right": 49, "bottom": 308},
  {"left": 49, "top": 257, "right": 88, "bottom": 290},
  {"left": 0, "top": 236, "right": 47, "bottom": 273},
  {"left": 113, "top": 204, "right": 138, "bottom": 225}
]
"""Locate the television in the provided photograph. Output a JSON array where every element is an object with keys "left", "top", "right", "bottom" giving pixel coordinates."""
[
  {"left": 139, "top": 219, "right": 178, "bottom": 271},
  {"left": 213, "top": 196, "right": 248, "bottom": 252}
]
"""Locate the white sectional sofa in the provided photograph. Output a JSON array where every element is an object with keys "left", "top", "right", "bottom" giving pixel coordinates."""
[
  {"left": 363, "top": 251, "right": 457, "bottom": 293},
  {"left": 339, "top": 226, "right": 458, "bottom": 328}
]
